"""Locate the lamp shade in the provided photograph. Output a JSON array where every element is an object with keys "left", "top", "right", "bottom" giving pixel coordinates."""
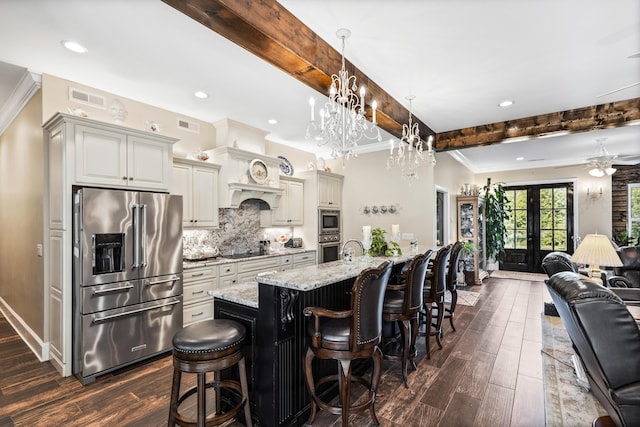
[{"left": 572, "top": 234, "right": 622, "bottom": 267}]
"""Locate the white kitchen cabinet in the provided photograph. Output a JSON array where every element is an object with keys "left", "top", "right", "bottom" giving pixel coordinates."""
[
  {"left": 171, "top": 158, "right": 220, "bottom": 228},
  {"left": 261, "top": 176, "right": 304, "bottom": 226},
  {"left": 43, "top": 113, "right": 177, "bottom": 376},
  {"left": 293, "top": 251, "right": 316, "bottom": 268},
  {"left": 318, "top": 172, "right": 343, "bottom": 208},
  {"left": 236, "top": 257, "right": 280, "bottom": 283},
  {"left": 280, "top": 255, "right": 293, "bottom": 271},
  {"left": 183, "top": 265, "right": 218, "bottom": 327},
  {"left": 74, "top": 124, "right": 174, "bottom": 191},
  {"left": 219, "top": 262, "right": 238, "bottom": 288}
]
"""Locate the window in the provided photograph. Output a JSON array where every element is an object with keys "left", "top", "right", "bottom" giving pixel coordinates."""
[
  {"left": 629, "top": 183, "right": 640, "bottom": 242},
  {"left": 504, "top": 189, "right": 527, "bottom": 249},
  {"left": 435, "top": 188, "right": 448, "bottom": 246},
  {"left": 539, "top": 187, "right": 568, "bottom": 251}
]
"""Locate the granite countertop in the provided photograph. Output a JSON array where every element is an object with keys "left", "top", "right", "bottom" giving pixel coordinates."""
[
  {"left": 257, "top": 248, "right": 416, "bottom": 291},
  {"left": 183, "top": 248, "right": 315, "bottom": 270},
  {"left": 208, "top": 282, "right": 259, "bottom": 309}
]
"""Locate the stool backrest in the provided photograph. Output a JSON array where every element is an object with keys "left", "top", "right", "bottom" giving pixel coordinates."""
[
  {"left": 352, "top": 261, "right": 393, "bottom": 348},
  {"left": 428, "top": 245, "right": 452, "bottom": 298},
  {"left": 405, "top": 250, "right": 432, "bottom": 313},
  {"left": 446, "top": 241, "right": 464, "bottom": 291}
]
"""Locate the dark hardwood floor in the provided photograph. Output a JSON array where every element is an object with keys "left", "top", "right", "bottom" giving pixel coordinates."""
[{"left": 0, "top": 276, "right": 546, "bottom": 426}]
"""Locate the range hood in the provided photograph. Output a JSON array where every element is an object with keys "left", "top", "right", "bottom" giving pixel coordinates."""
[{"left": 210, "top": 146, "right": 284, "bottom": 209}]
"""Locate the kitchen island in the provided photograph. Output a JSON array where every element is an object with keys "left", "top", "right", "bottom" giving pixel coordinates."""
[{"left": 211, "top": 251, "right": 415, "bottom": 426}]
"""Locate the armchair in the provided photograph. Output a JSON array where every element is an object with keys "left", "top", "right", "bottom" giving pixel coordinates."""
[
  {"left": 546, "top": 272, "right": 640, "bottom": 427},
  {"left": 608, "top": 246, "right": 640, "bottom": 289}
]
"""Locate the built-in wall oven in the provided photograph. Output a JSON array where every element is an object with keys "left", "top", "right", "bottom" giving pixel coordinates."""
[
  {"left": 319, "top": 209, "right": 341, "bottom": 235},
  {"left": 319, "top": 233, "right": 341, "bottom": 263},
  {"left": 318, "top": 209, "right": 341, "bottom": 263}
]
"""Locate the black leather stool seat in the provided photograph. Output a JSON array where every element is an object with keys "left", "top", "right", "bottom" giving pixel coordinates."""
[
  {"left": 306, "top": 318, "right": 351, "bottom": 349},
  {"left": 168, "top": 319, "right": 252, "bottom": 427},
  {"left": 173, "top": 319, "right": 245, "bottom": 360},
  {"left": 382, "top": 290, "right": 405, "bottom": 310}
]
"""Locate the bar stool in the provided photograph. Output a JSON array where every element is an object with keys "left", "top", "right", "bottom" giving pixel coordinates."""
[
  {"left": 168, "top": 319, "right": 252, "bottom": 427},
  {"left": 381, "top": 250, "right": 431, "bottom": 387},
  {"left": 303, "top": 261, "right": 393, "bottom": 426},
  {"left": 422, "top": 245, "right": 451, "bottom": 358}
]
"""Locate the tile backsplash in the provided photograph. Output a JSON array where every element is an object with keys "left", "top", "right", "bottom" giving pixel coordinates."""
[{"left": 182, "top": 199, "right": 292, "bottom": 256}]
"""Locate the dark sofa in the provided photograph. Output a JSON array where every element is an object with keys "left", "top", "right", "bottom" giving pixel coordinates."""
[{"left": 546, "top": 272, "right": 640, "bottom": 427}]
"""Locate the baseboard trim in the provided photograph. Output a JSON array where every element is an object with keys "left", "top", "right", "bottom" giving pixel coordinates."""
[{"left": 0, "top": 297, "right": 49, "bottom": 361}]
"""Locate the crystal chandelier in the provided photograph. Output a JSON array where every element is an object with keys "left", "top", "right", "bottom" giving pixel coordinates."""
[
  {"left": 386, "top": 95, "right": 435, "bottom": 178},
  {"left": 305, "top": 28, "right": 381, "bottom": 160},
  {"left": 587, "top": 138, "right": 617, "bottom": 177}
]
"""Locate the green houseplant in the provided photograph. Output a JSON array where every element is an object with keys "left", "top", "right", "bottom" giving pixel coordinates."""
[
  {"left": 461, "top": 241, "right": 476, "bottom": 285},
  {"left": 368, "top": 227, "right": 402, "bottom": 257},
  {"left": 481, "top": 178, "right": 511, "bottom": 262}
]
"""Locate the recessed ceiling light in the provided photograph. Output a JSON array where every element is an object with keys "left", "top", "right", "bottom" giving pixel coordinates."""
[
  {"left": 516, "top": 156, "right": 524, "bottom": 161},
  {"left": 499, "top": 100, "right": 514, "bottom": 107},
  {"left": 194, "top": 91, "right": 208, "bottom": 99},
  {"left": 267, "top": 119, "right": 278, "bottom": 125},
  {"left": 61, "top": 40, "right": 88, "bottom": 53}
]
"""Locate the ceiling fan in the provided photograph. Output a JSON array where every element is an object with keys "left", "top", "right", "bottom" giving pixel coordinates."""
[{"left": 585, "top": 138, "right": 640, "bottom": 177}]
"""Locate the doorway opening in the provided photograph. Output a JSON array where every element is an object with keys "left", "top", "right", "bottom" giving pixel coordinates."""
[{"left": 500, "top": 182, "right": 575, "bottom": 273}]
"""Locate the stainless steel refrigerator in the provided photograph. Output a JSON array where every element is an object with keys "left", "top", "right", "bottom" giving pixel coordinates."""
[{"left": 72, "top": 187, "right": 183, "bottom": 384}]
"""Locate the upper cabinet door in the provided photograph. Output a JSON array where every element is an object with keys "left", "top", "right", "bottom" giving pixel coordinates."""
[
  {"left": 75, "top": 125, "right": 127, "bottom": 187},
  {"left": 318, "top": 174, "right": 342, "bottom": 208},
  {"left": 127, "top": 135, "right": 171, "bottom": 190},
  {"left": 191, "top": 166, "right": 218, "bottom": 227},
  {"left": 74, "top": 123, "right": 173, "bottom": 191}
]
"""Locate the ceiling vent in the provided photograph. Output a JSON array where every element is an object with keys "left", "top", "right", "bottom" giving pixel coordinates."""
[
  {"left": 68, "top": 87, "right": 106, "bottom": 109},
  {"left": 177, "top": 118, "right": 200, "bottom": 134}
]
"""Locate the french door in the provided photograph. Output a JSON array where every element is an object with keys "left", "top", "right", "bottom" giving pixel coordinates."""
[{"left": 500, "top": 183, "right": 575, "bottom": 272}]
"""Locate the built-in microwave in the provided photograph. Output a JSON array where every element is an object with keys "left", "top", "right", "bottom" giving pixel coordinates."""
[{"left": 319, "top": 209, "right": 340, "bottom": 235}]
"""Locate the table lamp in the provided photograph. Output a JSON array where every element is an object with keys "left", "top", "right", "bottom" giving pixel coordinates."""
[{"left": 571, "top": 234, "right": 622, "bottom": 284}]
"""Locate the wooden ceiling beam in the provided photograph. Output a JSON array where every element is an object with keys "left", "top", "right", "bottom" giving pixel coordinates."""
[
  {"left": 436, "top": 98, "right": 640, "bottom": 151},
  {"left": 161, "top": 0, "right": 435, "bottom": 140}
]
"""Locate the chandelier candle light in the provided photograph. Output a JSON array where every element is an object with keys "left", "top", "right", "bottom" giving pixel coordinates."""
[
  {"left": 306, "top": 28, "right": 382, "bottom": 160},
  {"left": 387, "top": 95, "right": 435, "bottom": 178}
]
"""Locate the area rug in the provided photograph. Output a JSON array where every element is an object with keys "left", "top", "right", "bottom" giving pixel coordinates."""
[
  {"left": 445, "top": 289, "right": 480, "bottom": 306},
  {"left": 541, "top": 314, "right": 608, "bottom": 426},
  {"left": 490, "top": 270, "right": 547, "bottom": 282}
]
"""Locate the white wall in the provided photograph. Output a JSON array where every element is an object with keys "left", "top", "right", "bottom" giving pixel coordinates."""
[
  {"left": 474, "top": 165, "right": 612, "bottom": 239},
  {"left": 326, "top": 149, "right": 474, "bottom": 251}
]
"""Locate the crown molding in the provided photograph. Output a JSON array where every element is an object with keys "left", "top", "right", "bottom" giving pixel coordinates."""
[{"left": 0, "top": 70, "right": 41, "bottom": 135}]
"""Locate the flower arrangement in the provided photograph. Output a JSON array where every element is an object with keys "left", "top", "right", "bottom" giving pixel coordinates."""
[{"left": 368, "top": 227, "right": 402, "bottom": 257}]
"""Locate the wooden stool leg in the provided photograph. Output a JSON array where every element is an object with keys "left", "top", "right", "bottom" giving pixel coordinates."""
[
  {"left": 338, "top": 360, "right": 352, "bottom": 427},
  {"left": 197, "top": 372, "right": 206, "bottom": 427},
  {"left": 425, "top": 302, "right": 432, "bottom": 358},
  {"left": 449, "top": 289, "right": 458, "bottom": 331},
  {"left": 400, "top": 319, "right": 410, "bottom": 387},
  {"left": 214, "top": 370, "right": 221, "bottom": 415},
  {"left": 369, "top": 347, "right": 383, "bottom": 426},
  {"left": 409, "top": 316, "right": 419, "bottom": 370},
  {"left": 435, "top": 301, "right": 444, "bottom": 349},
  {"left": 303, "top": 347, "right": 318, "bottom": 425},
  {"left": 238, "top": 357, "right": 253, "bottom": 427},
  {"left": 168, "top": 366, "right": 181, "bottom": 426}
]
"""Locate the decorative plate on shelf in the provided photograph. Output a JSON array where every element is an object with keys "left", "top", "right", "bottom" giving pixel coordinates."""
[
  {"left": 278, "top": 156, "right": 294, "bottom": 176},
  {"left": 249, "top": 159, "right": 269, "bottom": 184}
]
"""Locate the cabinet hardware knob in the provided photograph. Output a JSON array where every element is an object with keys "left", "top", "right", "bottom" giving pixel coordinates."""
[
  {"left": 122, "top": 176, "right": 127, "bottom": 180},
  {"left": 129, "top": 177, "right": 134, "bottom": 180},
  {"left": 192, "top": 312, "right": 204, "bottom": 317}
]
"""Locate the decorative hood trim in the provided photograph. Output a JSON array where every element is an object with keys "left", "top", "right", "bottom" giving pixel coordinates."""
[{"left": 227, "top": 183, "right": 283, "bottom": 209}]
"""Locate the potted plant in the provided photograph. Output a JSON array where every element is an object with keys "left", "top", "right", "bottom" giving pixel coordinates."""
[
  {"left": 461, "top": 241, "right": 475, "bottom": 286},
  {"left": 368, "top": 227, "right": 402, "bottom": 257},
  {"left": 481, "top": 178, "right": 511, "bottom": 264}
]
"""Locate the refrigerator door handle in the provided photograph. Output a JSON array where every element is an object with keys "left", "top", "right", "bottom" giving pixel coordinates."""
[
  {"left": 141, "top": 204, "right": 147, "bottom": 267},
  {"left": 145, "top": 275, "right": 180, "bottom": 286},
  {"left": 133, "top": 204, "right": 140, "bottom": 268},
  {"left": 90, "top": 297, "right": 180, "bottom": 324}
]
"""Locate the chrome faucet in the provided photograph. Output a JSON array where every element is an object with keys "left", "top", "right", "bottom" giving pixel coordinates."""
[{"left": 341, "top": 238, "right": 365, "bottom": 256}]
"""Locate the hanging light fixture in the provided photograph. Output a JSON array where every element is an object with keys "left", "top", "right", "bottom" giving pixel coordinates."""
[
  {"left": 305, "top": 28, "right": 381, "bottom": 160},
  {"left": 386, "top": 95, "right": 435, "bottom": 178},
  {"left": 587, "top": 138, "right": 617, "bottom": 177}
]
